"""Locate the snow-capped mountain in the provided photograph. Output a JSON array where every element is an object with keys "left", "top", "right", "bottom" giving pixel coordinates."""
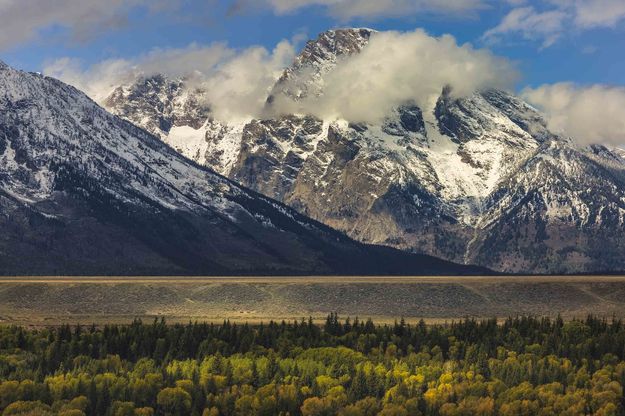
[
  {"left": 0, "top": 60, "right": 485, "bottom": 276},
  {"left": 105, "top": 74, "right": 248, "bottom": 173},
  {"left": 103, "top": 29, "right": 625, "bottom": 274},
  {"left": 104, "top": 75, "right": 213, "bottom": 162}
]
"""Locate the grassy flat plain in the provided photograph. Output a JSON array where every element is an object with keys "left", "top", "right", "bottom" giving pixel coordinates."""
[{"left": 1, "top": 276, "right": 625, "bottom": 326}]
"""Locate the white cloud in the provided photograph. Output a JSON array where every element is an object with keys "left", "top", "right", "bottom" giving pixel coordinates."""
[
  {"left": 482, "top": 7, "right": 567, "bottom": 48},
  {"left": 46, "top": 29, "right": 516, "bottom": 125},
  {"left": 199, "top": 40, "right": 297, "bottom": 120},
  {"left": 522, "top": 83, "right": 625, "bottom": 145},
  {"left": 270, "top": 29, "right": 518, "bottom": 123},
  {"left": 484, "top": 0, "right": 625, "bottom": 47},
  {"left": 0, "top": 0, "right": 175, "bottom": 50},
  {"left": 44, "top": 41, "right": 296, "bottom": 120},
  {"left": 43, "top": 57, "right": 136, "bottom": 103},
  {"left": 43, "top": 43, "right": 236, "bottom": 103},
  {"left": 566, "top": 0, "right": 625, "bottom": 28},
  {"left": 259, "top": 0, "right": 488, "bottom": 20}
]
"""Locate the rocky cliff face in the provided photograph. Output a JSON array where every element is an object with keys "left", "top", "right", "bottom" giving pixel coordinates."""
[
  {"left": 103, "top": 29, "right": 625, "bottom": 274},
  {"left": 0, "top": 60, "right": 483, "bottom": 276},
  {"left": 105, "top": 74, "right": 248, "bottom": 173}
]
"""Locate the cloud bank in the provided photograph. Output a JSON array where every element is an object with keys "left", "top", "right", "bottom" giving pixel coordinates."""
[
  {"left": 271, "top": 30, "right": 518, "bottom": 123},
  {"left": 44, "top": 41, "right": 296, "bottom": 120},
  {"left": 46, "top": 28, "right": 625, "bottom": 148},
  {"left": 522, "top": 83, "right": 625, "bottom": 146},
  {"left": 195, "top": 41, "right": 297, "bottom": 120},
  {"left": 48, "top": 30, "right": 517, "bottom": 124}
]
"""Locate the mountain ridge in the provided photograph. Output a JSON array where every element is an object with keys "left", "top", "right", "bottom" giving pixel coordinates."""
[
  {"left": 0, "top": 60, "right": 487, "bottom": 276},
  {"left": 101, "top": 29, "right": 625, "bottom": 274}
]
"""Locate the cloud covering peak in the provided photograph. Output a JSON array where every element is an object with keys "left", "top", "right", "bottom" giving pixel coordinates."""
[
  {"left": 44, "top": 41, "right": 297, "bottom": 120},
  {"left": 270, "top": 29, "right": 518, "bottom": 123},
  {"left": 45, "top": 29, "right": 517, "bottom": 124},
  {"left": 44, "top": 27, "right": 625, "bottom": 147}
]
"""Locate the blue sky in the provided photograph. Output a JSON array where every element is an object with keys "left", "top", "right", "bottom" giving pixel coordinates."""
[{"left": 1, "top": 0, "right": 624, "bottom": 89}]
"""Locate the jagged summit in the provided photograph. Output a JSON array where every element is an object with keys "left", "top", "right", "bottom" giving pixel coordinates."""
[
  {"left": 297, "top": 28, "right": 375, "bottom": 65},
  {"left": 104, "top": 73, "right": 216, "bottom": 162},
  {"left": 105, "top": 74, "right": 210, "bottom": 137},
  {"left": 269, "top": 28, "right": 375, "bottom": 103}
]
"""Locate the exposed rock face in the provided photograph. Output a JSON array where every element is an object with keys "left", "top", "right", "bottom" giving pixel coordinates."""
[
  {"left": 105, "top": 74, "right": 248, "bottom": 173},
  {"left": 0, "top": 61, "right": 484, "bottom": 276},
  {"left": 105, "top": 74, "right": 210, "bottom": 136},
  {"left": 103, "top": 28, "right": 625, "bottom": 274},
  {"left": 104, "top": 75, "right": 218, "bottom": 164}
]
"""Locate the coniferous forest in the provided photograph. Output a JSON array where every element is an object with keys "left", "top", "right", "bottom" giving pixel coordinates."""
[{"left": 0, "top": 315, "right": 624, "bottom": 416}]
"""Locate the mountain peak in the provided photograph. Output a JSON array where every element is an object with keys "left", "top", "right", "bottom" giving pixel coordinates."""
[
  {"left": 320, "top": 27, "right": 377, "bottom": 38},
  {"left": 268, "top": 28, "right": 375, "bottom": 103},
  {"left": 300, "top": 27, "right": 374, "bottom": 64}
]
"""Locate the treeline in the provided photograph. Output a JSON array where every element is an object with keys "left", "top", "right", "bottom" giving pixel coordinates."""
[{"left": 0, "top": 314, "right": 624, "bottom": 415}]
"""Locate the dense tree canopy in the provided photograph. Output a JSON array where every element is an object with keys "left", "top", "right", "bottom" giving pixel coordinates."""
[{"left": 0, "top": 315, "right": 624, "bottom": 415}]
